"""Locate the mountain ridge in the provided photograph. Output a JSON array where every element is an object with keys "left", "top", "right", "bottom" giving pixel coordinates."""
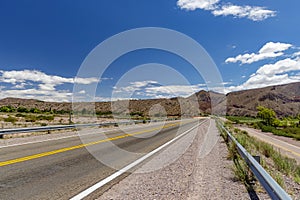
[{"left": 1, "top": 82, "right": 299, "bottom": 117}]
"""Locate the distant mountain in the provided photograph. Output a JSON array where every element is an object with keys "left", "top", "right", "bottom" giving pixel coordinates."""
[
  {"left": 226, "top": 82, "right": 300, "bottom": 117},
  {"left": 0, "top": 82, "right": 299, "bottom": 117}
]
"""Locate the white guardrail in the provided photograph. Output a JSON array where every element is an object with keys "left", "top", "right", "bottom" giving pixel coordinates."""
[{"left": 216, "top": 120, "right": 292, "bottom": 200}]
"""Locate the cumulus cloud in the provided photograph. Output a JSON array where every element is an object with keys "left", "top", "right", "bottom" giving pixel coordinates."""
[
  {"left": 113, "top": 80, "right": 159, "bottom": 94},
  {"left": 293, "top": 51, "right": 300, "bottom": 57},
  {"left": 212, "top": 4, "right": 276, "bottom": 21},
  {"left": 113, "top": 80, "right": 207, "bottom": 99},
  {"left": 0, "top": 69, "right": 99, "bottom": 102},
  {"left": 226, "top": 57, "right": 300, "bottom": 93},
  {"left": 177, "top": 0, "right": 219, "bottom": 11},
  {"left": 177, "top": 0, "right": 276, "bottom": 21},
  {"left": 0, "top": 88, "right": 73, "bottom": 102},
  {"left": 0, "top": 70, "right": 98, "bottom": 89},
  {"left": 145, "top": 84, "right": 207, "bottom": 98},
  {"left": 225, "top": 42, "right": 292, "bottom": 64},
  {"left": 256, "top": 58, "right": 300, "bottom": 75}
]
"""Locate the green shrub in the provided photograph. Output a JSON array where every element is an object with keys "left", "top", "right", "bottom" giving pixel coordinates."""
[
  {"left": 17, "top": 107, "right": 29, "bottom": 113},
  {"left": 0, "top": 105, "right": 15, "bottom": 112},
  {"left": 25, "top": 115, "right": 36, "bottom": 122},
  {"left": 260, "top": 124, "right": 274, "bottom": 132},
  {"left": 30, "top": 108, "right": 41, "bottom": 113},
  {"left": 36, "top": 115, "right": 54, "bottom": 121},
  {"left": 259, "top": 142, "right": 274, "bottom": 158},
  {"left": 282, "top": 127, "right": 300, "bottom": 135},
  {"left": 272, "top": 172, "right": 285, "bottom": 188},
  {"left": 224, "top": 124, "right": 300, "bottom": 187},
  {"left": 234, "top": 128, "right": 240, "bottom": 133},
  {"left": 96, "top": 111, "right": 112, "bottom": 115},
  {"left": 272, "top": 153, "right": 297, "bottom": 175},
  {"left": 15, "top": 113, "right": 26, "bottom": 117},
  {"left": 241, "top": 130, "right": 248, "bottom": 135},
  {"left": 40, "top": 123, "right": 48, "bottom": 126},
  {"left": 4, "top": 116, "right": 17, "bottom": 123},
  {"left": 294, "top": 167, "right": 300, "bottom": 183}
]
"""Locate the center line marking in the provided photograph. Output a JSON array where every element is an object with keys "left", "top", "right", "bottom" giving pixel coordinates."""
[{"left": 70, "top": 121, "right": 204, "bottom": 200}]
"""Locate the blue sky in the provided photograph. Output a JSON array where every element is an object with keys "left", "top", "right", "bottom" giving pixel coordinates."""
[{"left": 0, "top": 0, "right": 300, "bottom": 102}]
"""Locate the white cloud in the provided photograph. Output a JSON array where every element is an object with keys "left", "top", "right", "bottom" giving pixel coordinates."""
[
  {"left": 0, "top": 69, "right": 99, "bottom": 102},
  {"left": 113, "top": 81, "right": 207, "bottom": 99},
  {"left": 0, "top": 70, "right": 98, "bottom": 85},
  {"left": 293, "top": 51, "right": 300, "bottom": 57},
  {"left": 145, "top": 84, "right": 206, "bottom": 98},
  {"left": 212, "top": 4, "right": 276, "bottom": 21},
  {"left": 38, "top": 83, "right": 56, "bottom": 91},
  {"left": 256, "top": 58, "right": 300, "bottom": 76},
  {"left": 113, "top": 80, "right": 159, "bottom": 94},
  {"left": 74, "top": 77, "right": 99, "bottom": 84},
  {"left": 0, "top": 88, "right": 72, "bottom": 102},
  {"left": 78, "top": 90, "right": 86, "bottom": 94},
  {"left": 226, "top": 57, "right": 300, "bottom": 93},
  {"left": 177, "top": 0, "right": 219, "bottom": 11},
  {"left": 13, "top": 82, "right": 27, "bottom": 89},
  {"left": 177, "top": 0, "right": 276, "bottom": 21},
  {"left": 225, "top": 42, "right": 292, "bottom": 64}
]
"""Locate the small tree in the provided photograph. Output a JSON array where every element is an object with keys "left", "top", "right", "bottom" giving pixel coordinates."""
[
  {"left": 0, "top": 105, "right": 15, "bottom": 112},
  {"left": 257, "top": 106, "right": 277, "bottom": 126},
  {"left": 17, "top": 106, "right": 29, "bottom": 113},
  {"left": 30, "top": 107, "right": 41, "bottom": 113}
]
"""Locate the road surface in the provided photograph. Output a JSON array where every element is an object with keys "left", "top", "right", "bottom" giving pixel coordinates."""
[
  {"left": 238, "top": 126, "right": 300, "bottom": 163},
  {"left": 0, "top": 119, "right": 202, "bottom": 199}
]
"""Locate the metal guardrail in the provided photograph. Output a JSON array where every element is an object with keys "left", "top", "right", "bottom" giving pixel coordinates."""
[
  {"left": 217, "top": 120, "right": 292, "bottom": 200},
  {"left": 0, "top": 120, "right": 143, "bottom": 137},
  {"left": 0, "top": 118, "right": 178, "bottom": 137}
]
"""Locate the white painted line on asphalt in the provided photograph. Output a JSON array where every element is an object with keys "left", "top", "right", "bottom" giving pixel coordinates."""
[{"left": 70, "top": 120, "right": 205, "bottom": 200}]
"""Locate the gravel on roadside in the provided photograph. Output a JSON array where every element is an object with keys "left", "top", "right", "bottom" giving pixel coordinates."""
[{"left": 96, "top": 119, "right": 251, "bottom": 200}]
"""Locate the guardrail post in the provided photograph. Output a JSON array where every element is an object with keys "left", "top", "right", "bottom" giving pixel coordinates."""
[{"left": 253, "top": 155, "right": 260, "bottom": 164}]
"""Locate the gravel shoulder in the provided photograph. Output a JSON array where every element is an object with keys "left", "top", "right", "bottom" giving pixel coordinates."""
[{"left": 97, "top": 119, "right": 250, "bottom": 200}]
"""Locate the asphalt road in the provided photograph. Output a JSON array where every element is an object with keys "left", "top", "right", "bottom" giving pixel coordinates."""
[
  {"left": 238, "top": 126, "right": 300, "bottom": 163},
  {"left": 0, "top": 119, "right": 202, "bottom": 200}
]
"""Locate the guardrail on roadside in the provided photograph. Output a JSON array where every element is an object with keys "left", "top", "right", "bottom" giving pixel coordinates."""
[
  {"left": 0, "top": 118, "right": 180, "bottom": 137},
  {"left": 216, "top": 120, "right": 292, "bottom": 200},
  {"left": 0, "top": 120, "right": 142, "bottom": 137}
]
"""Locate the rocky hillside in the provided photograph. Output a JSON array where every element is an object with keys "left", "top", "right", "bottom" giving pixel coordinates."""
[
  {"left": 0, "top": 82, "right": 299, "bottom": 117},
  {"left": 226, "top": 82, "right": 300, "bottom": 117},
  {"left": 0, "top": 97, "right": 72, "bottom": 112}
]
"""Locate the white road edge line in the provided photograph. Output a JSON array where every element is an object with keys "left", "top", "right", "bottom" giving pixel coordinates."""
[{"left": 70, "top": 120, "right": 205, "bottom": 200}]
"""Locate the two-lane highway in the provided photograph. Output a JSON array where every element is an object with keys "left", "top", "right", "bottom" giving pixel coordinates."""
[{"left": 0, "top": 119, "right": 204, "bottom": 200}]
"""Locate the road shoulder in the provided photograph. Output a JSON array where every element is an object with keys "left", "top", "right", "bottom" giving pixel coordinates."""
[{"left": 96, "top": 120, "right": 250, "bottom": 200}]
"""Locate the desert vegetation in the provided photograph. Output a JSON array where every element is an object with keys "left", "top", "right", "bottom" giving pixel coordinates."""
[
  {"left": 0, "top": 105, "right": 71, "bottom": 128},
  {"left": 218, "top": 121, "right": 300, "bottom": 197},
  {"left": 226, "top": 106, "right": 300, "bottom": 140}
]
